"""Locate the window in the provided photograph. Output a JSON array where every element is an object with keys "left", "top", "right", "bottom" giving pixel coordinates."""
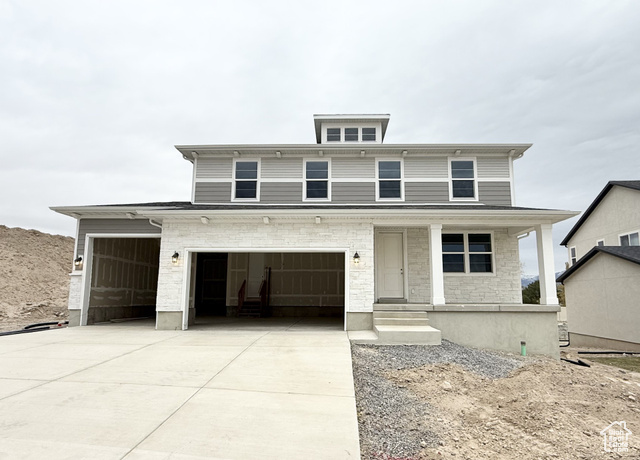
[
  {"left": 305, "top": 160, "right": 329, "bottom": 199},
  {"left": 345, "top": 127, "right": 359, "bottom": 141},
  {"left": 620, "top": 231, "right": 639, "bottom": 246},
  {"left": 378, "top": 160, "right": 402, "bottom": 199},
  {"left": 362, "top": 127, "right": 376, "bottom": 141},
  {"left": 234, "top": 161, "right": 258, "bottom": 199},
  {"left": 570, "top": 247, "right": 577, "bottom": 265},
  {"left": 442, "top": 233, "right": 493, "bottom": 273},
  {"left": 327, "top": 128, "right": 341, "bottom": 142},
  {"left": 596, "top": 239, "right": 605, "bottom": 247},
  {"left": 451, "top": 160, "right": 476, "bottom": 199}
]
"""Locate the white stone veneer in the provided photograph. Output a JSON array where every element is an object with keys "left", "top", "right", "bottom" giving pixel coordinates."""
[{"left": 155, "top": 219, "right": 375, "bottom": 317}]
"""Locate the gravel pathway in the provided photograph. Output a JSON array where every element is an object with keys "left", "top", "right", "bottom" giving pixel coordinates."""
[{"left": 351, "top": 340, "right": 525, "bottom": 459}]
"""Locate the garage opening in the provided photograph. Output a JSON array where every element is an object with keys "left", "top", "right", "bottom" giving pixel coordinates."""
[
  {"left": 87, "top": 238, "right": 160, "bottom": 325},
  {"left": 192, "top": 252, "right": 345, "bottom": 325}
]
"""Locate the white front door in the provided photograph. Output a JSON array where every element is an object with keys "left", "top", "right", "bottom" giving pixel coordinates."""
[{"left": 377, "top": 232, "right": 404, "bottom": 299}]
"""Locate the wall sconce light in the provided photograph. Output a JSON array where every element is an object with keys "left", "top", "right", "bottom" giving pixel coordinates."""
[
  {"left": 74, "top": 256, "right": 83, "bottom": 268},
  {"left": 353, "top": 252, "right": 360, "bottom": 264},
  {"left": 172, "top": 252, "right": 179, "bottom": 264}
]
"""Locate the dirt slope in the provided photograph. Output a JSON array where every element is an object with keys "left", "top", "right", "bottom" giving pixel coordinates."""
[{"left": 0, "top": 225, "right": 74, "bottom": 331}]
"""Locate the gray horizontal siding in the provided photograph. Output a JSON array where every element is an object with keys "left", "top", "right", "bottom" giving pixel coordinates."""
[
  {"left": 260, "top": 182, "right": 303, "bottom": 203},
  {"left": 404, "top": 157, "right": 449, "bottom": 179},
  {"left": 477, "top": 157, "right": 510, "bottom": 178},
  {"left": 405, "top": 182, "right": 449, "bottom": 202},
  {"left": 332, "top": 158, "right": 375, "bottom": 178},
  {"left": 77, "top": 219, "right": 161, "bottom": 257},
  {"left": 478, "top": 181, "right": 512, "bottom": 206},
  {"left": 195, "top": 158, "right": 233, "bottom": 179},
  {"left": 194, "top": 182, "right": 232, "bottom": 203},
  {"left": 261, "top": 158, "right": 303, "bottom": 179},
  {"left": 332, "top": 182, "right": 376, "bottom": 203}
]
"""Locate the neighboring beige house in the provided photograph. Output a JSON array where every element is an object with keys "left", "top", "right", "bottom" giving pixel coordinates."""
[
  {"left": 558, "top": 181, "right": 640, "bottom": 351},
  {"left": 52, "top": 114, "right": 577, "bottom": 357}
]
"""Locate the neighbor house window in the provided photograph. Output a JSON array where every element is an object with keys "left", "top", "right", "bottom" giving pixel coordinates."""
[
  {"left": 362, "top": 127, "right": 376, "bottom": 141},
  {"left": 378, "top": 160, "right": 402, "bottom": 199},
  {"left": 305, "top": 160, "right": 329, "bottom": 200},
  {"left": 327, "top": 128, "right": 341, "bottom": 142},
  {"left": 451, "top": 160, "right": 476, "bottom": 199},
  {"left": 234, "top": 161, "right": 258, "bottom": 199},
  {"left": 442, "top": 233, "right": 493, "bottom": 273},
  {"left": 345, "top": 127, "right": 359, "bottom": 141},
  {"left": 570, "top": 247, "right": 577, "bottom": 265},
  {"left": 620, "top": 231, "right": 639, "bottom": 246}
]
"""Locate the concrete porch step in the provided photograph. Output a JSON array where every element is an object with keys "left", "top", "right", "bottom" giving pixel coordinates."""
[
  {"left": 373, "top": 325, "right": 442, "bottom": 345},
  {"left": 373, "top": 311, "right": 429, "bottom": 319},
  {"left": 373, "top": 303, "right": 428, "bottom": 312},
  {"left": 374, "top": 317, "right": 431, "bottom": 326}
]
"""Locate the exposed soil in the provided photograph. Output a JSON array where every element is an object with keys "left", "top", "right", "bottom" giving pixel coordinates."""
[
  {"left": 0, "top": 225, "right": 74, "bottom": 332},
  {"left": 353, "top": 344, "right": 640, "bottom": 459}
]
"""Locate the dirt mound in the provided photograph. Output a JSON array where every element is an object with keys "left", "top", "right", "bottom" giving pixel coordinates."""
[
  {"left": 0, "top": 225, "right": 74, "bottom": 331},
  {"left": 391, "top": 358, "right": 640, "bottom": 459}
]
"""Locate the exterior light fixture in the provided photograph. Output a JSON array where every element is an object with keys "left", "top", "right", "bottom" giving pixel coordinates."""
[
  {"left": 353, "top": 252, "right": 360, "bottom": 264},
  {"left": 172, "top": 252, "right": 179, "bottom": 264},
  {"left": 74, "top": 256, "right": 83, "bottom": 268}
]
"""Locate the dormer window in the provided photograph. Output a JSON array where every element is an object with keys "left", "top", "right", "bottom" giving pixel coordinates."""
[
  {"left": 327, "top": 128, "right": 341, "bottom": 142},
  {"left": 362, "top": 128, "right": 376, "bottom": 141},
  {"left": 345, "top": 128, "right": 358, "bottom": 141}
]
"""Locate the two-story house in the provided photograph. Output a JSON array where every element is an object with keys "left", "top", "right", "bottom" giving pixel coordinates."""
[
  {"left": 558, "top": 181, "right": 640, "bottom": 351},
  {"left": 52, "top": 114, "right": 577, "bottom": 357}
]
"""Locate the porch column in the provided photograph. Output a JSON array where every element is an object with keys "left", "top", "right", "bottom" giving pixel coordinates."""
[
  {"left": 536, "top": 223, "right": 559, "bottom": 305},
  {"left": 429, "top": 224, "right": 446, "bottom": 305}
]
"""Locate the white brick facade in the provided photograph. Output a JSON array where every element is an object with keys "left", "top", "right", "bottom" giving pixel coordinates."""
[
  {"left": 443, "top": 229, "right": 521, "bottom": 304},
  {"left": 155, "top": 219, "right": 375, "bottom": 316},
  {"left": 67, "top": 272, "right": 83, "bottom": 311}
]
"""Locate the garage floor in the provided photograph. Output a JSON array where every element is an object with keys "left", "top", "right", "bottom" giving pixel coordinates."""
[{"left": 0, "top": 319, "right": 360, "bottom": 459}]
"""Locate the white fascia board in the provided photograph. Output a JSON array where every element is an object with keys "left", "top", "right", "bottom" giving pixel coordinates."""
[
  {"left": 137, "top": 207, "right": 579, "bottom": 225},
  {"left": 176, "top": 143, "right": 533, "bottom": 161},
  {"left": 49, "top": 206, "right": 169, "bottom": 219}
]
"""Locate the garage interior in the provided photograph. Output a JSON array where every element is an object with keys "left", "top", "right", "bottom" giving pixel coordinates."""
[
  {"left": 192, "top": 252, "right": 345, "bottom": 323},
  {"left": 87, "top": 238, "right": 160, "bottom": 325}
]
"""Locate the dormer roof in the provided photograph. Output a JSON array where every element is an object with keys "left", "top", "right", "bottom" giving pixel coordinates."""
[{"left": 313, "top": 114, "right": 390, "bottom": 144}]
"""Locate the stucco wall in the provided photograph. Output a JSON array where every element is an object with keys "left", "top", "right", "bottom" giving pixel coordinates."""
[
  {"left": 565, "top": 253, "right": 640, "bottom": 346},
  {"left": 568, "top": 186, "right": 640, "bottom": 260},
  {"left": 156, "top": 219, "right": 374, "bottom": 326},
  {"left": 443, "top": 229, "right": 522, "bottom": 304}
]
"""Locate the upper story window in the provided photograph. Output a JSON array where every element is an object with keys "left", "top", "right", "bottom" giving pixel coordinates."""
[
  {"left": 450, "top": 159, "right": 476, "bottom": 199},
  {"left": 569, "top": 247, "right": 577, "bottom": 265},
  {"left": 345, "top": 128, "right": 359, "bottom": 141},
  {"left": 620, "top": 231, "right": 639, "bottom": 246},
  {"left": 234, "top": 160, "right": 258, "bottom": 200},
  {"left": 596, "top": 239, "right": 605, "bottom": 247},
  {"left": 362, "top": 127, "right": 376, "bottom": 141},
  {"left": 443, "top": 233, "right": 493, "bottom": 273},
  {"left": 377, "top": 160, "right": 402, "bottom": 199},
  {"left": 326, "top": 128, "right": 341, "bottom": 142},
  {"left": 305, "top": 160, "right": 329, "bottom": 200}
]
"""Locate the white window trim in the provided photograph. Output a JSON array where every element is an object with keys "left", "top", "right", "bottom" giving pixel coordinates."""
[
  {"left": 375, "top": 158, "right": 404, "bottom": 201},
  {"left": 618, "top": 230, "right": 640, "bottom": 246},
  {"left": 569, "top": 246, "right": 577, "bottom": 265},
  {"left": 303, "top": 158, "right": 331, "bottom": 202},
  {"left": 232, "top": 158, "right": 261, "bottom": 202},
  {"left": 448, "top": 157, "right": 478, "bottom": 202},
  {"left": 442, "top": 231, "right": 496, "bottom": 276},
  {"left": 596, "top": 239, "right": 605, "bottom": 247}
]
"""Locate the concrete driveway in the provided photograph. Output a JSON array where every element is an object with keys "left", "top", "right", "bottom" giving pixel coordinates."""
[{"left": 0, "top": 318, "right": 360, "bottom": 459}]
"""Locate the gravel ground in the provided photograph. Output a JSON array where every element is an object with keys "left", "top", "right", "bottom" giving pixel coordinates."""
[{"left": 351, "top": 340, "right": 526, "bottom": 459}]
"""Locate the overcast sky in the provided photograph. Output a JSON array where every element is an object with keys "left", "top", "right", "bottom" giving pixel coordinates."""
[{"left": 1, "top": 1, "right": 639, "bottom": 275}]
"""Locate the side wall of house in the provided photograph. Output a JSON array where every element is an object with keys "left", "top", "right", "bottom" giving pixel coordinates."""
[
  {"left": 568, "top": 186, "right": 640, "bottom": 260},
  {"left": 155, "top": 219, "right": 374, "bottom": 330},
  {"left": 565, "top": 253, "right": 640, "bottom": 349}
]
